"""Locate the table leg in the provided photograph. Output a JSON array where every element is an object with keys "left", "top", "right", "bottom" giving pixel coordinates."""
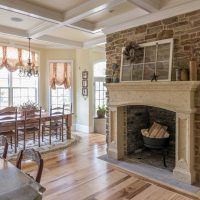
[
  {"left": 15, "top": 130, "right": 17, "bottom": 153},
  {"left": 38, "top": 130, "right": 40, "bottom": 147},
  {"left": 66, "top": 115, "right": 72, "bottom": 139}
]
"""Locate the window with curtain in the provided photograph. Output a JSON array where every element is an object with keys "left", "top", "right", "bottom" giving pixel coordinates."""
[
  {"left": 49, "top": 61, "right": 72, "bottom": 110},
  {"left": 93, "top": 61, "right": 107, "bottom": 114},
  {"left": 0, "top": 45, "right": 39, "bottom": 108}
]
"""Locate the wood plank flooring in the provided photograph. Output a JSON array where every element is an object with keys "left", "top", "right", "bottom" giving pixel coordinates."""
[{"left": 22, "top": 132, "right": 199, "bottom": 200}]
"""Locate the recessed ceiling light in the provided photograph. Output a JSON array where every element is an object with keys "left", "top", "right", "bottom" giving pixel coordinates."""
[{"left": 11, "top": 17, "right": 23, "bottom": 22}]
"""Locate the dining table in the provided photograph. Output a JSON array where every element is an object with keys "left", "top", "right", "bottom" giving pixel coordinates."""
[
  {"left": 0, "top": 158, "right": 46, "bottom": 200},
  {"left": 0, "top": 111, "right": 73, "bottom": 152}
]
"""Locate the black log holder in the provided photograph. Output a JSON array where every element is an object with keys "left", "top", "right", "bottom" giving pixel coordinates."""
[{"left": 142, "top": 135, "right": 170, "bottom": 168}]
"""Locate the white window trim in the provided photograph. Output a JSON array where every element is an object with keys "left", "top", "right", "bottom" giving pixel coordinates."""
[
  {"left": 0, "top": 42, "right": 41, "bottom": 107},
  {"left": 120, "top": 38, "right": 173, "bottom": 82},
  {"left": 0, "top": 70, "right": 39, "bottom": 107},
  {"left": 92, "top": 60, "right": 106, "bottom": 117}
]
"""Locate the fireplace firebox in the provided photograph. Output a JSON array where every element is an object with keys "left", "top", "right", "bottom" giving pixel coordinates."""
[{"left": 126, "top": 105, "right": 175, "bottom": 170}]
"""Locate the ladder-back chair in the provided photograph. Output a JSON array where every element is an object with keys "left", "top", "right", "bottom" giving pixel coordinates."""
[
  {"left": 17, "top": 107, "right": 42, "bottom": 149},
  {"left": 16, "top": 148, "right": 43, "bottom": 183},
  {"left": 0, "top": 135, "right": 8, "bottom": 159},
  {"left": 42, "top": 105, "right": 65, "bottom": 144},
  {"left": 0, "top": 107, "right": 17, "bottom": 152}
]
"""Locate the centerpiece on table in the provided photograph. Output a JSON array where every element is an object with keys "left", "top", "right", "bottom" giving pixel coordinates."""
[{"left": 18, "top": 101, "right": 39, "bottom": 116}]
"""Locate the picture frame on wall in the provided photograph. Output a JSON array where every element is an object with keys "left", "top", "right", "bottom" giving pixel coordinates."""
[
  {"left": 82, "top": 79, "right": 88, "bottom": 87},
  {"left": 82, "top": 70, "right": 88, "bottom": 79},
  {"left": 82, "top": 88, "right": 88, "bottom": 96}
]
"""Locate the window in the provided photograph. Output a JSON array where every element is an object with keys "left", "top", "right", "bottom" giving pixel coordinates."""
[
  {"left": 51, "top": 86, "right": 71, "bottom": 108},
  {"left": 0, "top": 68, "right": 9, "bottom": 108},
  {"left": 49, "top": 61, "right": 72, "bottom": 109},
  {"left": 0, "top": 68, "right": 38, "bottom": 108},
  {"left": 0, "top": 45, "right": 39, "bottom": 109},
  {"left": 94, "top": 61, "right": 107, "bottom": 113},
  {"left": 121, "top": 39, "right": 173, "bottom": 81}
]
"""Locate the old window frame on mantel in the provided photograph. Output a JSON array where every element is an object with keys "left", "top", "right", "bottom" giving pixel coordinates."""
[{"left": 120, "top": 38, "right": 174, "bottom": 82}]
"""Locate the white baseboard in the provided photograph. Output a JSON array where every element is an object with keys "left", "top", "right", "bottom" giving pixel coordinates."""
[
  {"left": 89, "top": 126, "right": 94, "bottom": 133},
  {"left": 75, "top": 124, "right": 90, "bottom": 133}
]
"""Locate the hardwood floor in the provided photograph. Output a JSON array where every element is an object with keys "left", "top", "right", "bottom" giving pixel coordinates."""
[{"left": 22, "top": 132, "right": 199, "bottom": 200}]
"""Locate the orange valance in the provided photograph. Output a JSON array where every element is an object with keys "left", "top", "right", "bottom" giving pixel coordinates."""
[
  {"left": 50, "top": 62, "right": 71, "bottom": 89},
  {"left": 0, "top": 46, "right": 39, "bottom": 72}
]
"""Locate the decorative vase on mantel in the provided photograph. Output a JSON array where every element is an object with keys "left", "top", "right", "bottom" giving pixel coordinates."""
[
  {"left": 112, "top": 71, "right": 119, "bottom": 83},
  {"left": 112, "top": 63, "right": 120, "bottom": 83},
  {"left": 175, "top": 68, "right": 181, "bottom": 81},
  {"left": 189, "top": 57, "right": 197, "bottom": 81},
  {"left": 181, "top": 68, "right": 189, "bottom": 81}
]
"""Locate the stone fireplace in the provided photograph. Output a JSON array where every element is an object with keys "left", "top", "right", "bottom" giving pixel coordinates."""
[{"left": 105, "top": 81, "right": 200, "bottom": 184}]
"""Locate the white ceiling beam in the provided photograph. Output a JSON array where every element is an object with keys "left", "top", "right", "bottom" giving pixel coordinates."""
[
  {"left": 37, "top": 35, "right": 83, "bottom": 48},
  {"left": 0, "top": 25, "right": 27, "bottom": 38},
  {"left": 29, "top": 24, "right": 62, "bottom": 39},
  {"left": 96, "top": 7, "right": 148, "bottom": 30},
  {"left": 128, "top": 0, "right": 160, "bottom": 13},
  {"left": 0, "top": 25, "right": 83, "bottom": 48},
  {"left": 63, "top": 0, "right": 127, "bottom": 24},
  {"left": 28, "top": 22, "right": 56, "bottom": 37},
  {"left": 29, "top": 0, "right": 127, "bottom": 38},
  {"left": 0, "top": 0, "right": 63, "bottom": 23},
  {"left": 104, "top": 0, "right": 200, "bottom": 34},
  {"left": 84, "top": 36, "right": 106, "bottom": 48}
]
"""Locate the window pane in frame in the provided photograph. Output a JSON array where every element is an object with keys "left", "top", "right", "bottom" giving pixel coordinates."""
[
  {"left": 0, "top": 88, "right": 9, "bottom": 108},
  {"left": 156, "top": 61, "right": 169, "bottom": 80},
  {"left": 132, "top": 64, "right": 143, "bottom": 81},
  {"left": 145, "top": 46, "right": 156, "bottom": 63},
  {"left": 143, "top": 63, "right": 156, "bottom": 80},
  {"left": 50, "top": 86, "right": 72, "bottom": 108},
  {"left": 121, "top": 65, "right": 132, "bottom": 81}
]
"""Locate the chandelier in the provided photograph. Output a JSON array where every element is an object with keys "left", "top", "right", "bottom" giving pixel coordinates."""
[{"left": 19, "top": 38, "right": 39, "bottom": 77}]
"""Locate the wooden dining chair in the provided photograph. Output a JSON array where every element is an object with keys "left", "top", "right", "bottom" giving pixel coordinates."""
[
  {"left": 42, "top": 105, "right": 65, "bottom": 144},
  {"left": 0, "top": 107, "right": 18, "bottom": 153},
  {"left": 17, "top": 107, "right": 42, "bottom": 149},
  {"left": 16, "top": 148, "right": 43, "bottom": 183},
  {"left": 0, "top": 135, "right": 8, "bottom": 159}
]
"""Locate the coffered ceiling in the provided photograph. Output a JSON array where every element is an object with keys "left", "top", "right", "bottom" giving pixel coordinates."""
[
  {"left": 24, "top": 0, "right": 89, "bottom": 12},
  {"left": 0, "top": 0, "right": 199, "bottom": 49}
]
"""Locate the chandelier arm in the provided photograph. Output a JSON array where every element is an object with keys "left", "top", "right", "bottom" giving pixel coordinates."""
[
  {"left": 28, "top": 38, "right": 32, "bottom": 66},
  {"left": 18, "top": 37, "right": 39, "bottom": 77}
]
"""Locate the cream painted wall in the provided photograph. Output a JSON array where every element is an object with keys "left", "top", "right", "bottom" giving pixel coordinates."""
[
  {"left": 38, "top": 47, "right": 105, "bottom": 132},
  {"left": 75, "top": 49, "right": 106, "bottom": 132},
  {"left": 75, "top": 49, "right": 90, "bottom": 132},
  {"left": 89, "top": 51, "right": 106, "bottom": 131},
  {"left": 39, "top": 48, "right": 76, "bottom": 110}
]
